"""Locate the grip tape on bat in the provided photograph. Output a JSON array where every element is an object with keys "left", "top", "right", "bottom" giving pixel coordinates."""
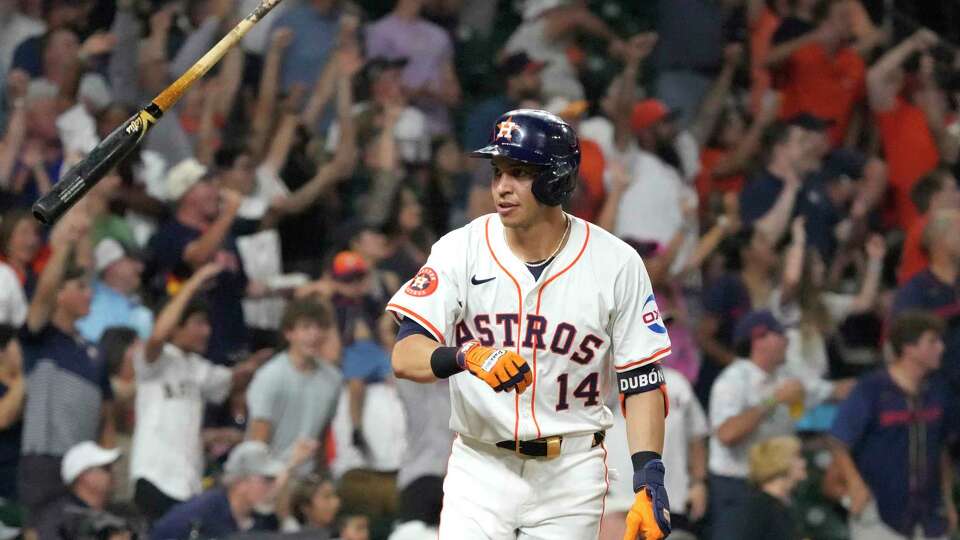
[{"left": 31, "top": 104, "right": 162, "bottom": 225}]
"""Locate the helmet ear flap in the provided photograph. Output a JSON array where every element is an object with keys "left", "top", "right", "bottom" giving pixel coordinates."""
[{"left": 532, "top": 159, "right": 576, "bottom": 207}]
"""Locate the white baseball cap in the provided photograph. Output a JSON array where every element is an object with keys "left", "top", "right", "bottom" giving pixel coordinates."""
[
  {"left": 61, "top": 441, "right": 121, "bottom": 484},
  {"left": 93, "top": 238, "right": 126, "bottom": 274},
  {"left": 165, "top": 158, "right": 209, "bottom": 202},
  {"left": 223, "top": 441, "right": 285, "bottom": 481}
]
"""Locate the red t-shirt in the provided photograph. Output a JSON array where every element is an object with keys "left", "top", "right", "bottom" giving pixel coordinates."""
[
  {"left": 875, "top": 97, "right": 940, "bottom": 230},
  {"left": 695, "top": 147, "right": 746, "bottom": 211},
  {"left": 570, "top": 139, "right": 606, "bottom": 222},
  {"left": 780, "top": 43, "right": 866, "bottom": 147},
  {"left": 749, "top": 8, "right": 781, "bottom": 115}
]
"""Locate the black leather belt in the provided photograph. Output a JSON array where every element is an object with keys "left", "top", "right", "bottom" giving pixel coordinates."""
[{"left": 495, "top": 431, "right": 606, "bottom": 458}]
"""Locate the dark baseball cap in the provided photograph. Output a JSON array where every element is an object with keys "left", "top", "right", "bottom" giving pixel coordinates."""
[
  {"left": 787, "top": 112, "right": 835, "bottom": 132},
  {"left": 734, "top": 310, "right": 785, "bottom": 348},
  {"left": 501, "top": 52, "right": 547, "bottom": 78},
  {"left": 364, "top": 56, "right": 408, "bottom": 80},
  {"left": 821, "top": 148, "right": 866, "bottom": 182}
]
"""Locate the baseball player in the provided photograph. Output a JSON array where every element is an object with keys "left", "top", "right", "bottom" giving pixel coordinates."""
[{"left": 387, "top": 109, "right": 671, "bottom": 539}]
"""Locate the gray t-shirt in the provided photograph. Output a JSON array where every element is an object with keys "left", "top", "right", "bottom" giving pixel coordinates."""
[{"left": 246, "top": 352, "right": 342, "bottom": 472}]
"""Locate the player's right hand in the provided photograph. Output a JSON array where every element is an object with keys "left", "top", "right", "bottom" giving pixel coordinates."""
[{"left": 457, "top": 340, "right": 532, "bottom": 394}]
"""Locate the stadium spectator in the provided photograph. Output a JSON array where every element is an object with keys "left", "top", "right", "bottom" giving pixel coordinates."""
[
  {"left": 898, "top": 168, "right": 960, "bottom": 284},
  {"left": 652, "top": 0, "right": 732, "bottom": 127},
  {"left": 0, "top": 324, "right": 22, "bottom": 501},
  {"left": 0, "top": 209, "right": 39, "bottom": 300},
  {"left": 247, "top": 299, "right": 341, "bottom": 474},
  {"left": 830, "top": 311, "right": 957, "bottom": 540},
  {"left": 868, "top": 29, "right": 944, "bottom": 231},
  {"left": 130, "top": 262, "right": 262, "bottom": 523},
  {"left": 35, "top": 441, "right": 120, "bottom": 540},
  {"left": 18, "top": 208, "right": 116, "bottom": 535},
  {"left": 281, "top": 472, "right": 340, "bottom": 534},
  {"left": 735, "top": 435, "right": 807, "bottom": 540},
  {"left": 380, "top": 187, "right": 430, "bottom": 282},
  {"left": 892, "top": 209, "right": 960, "bottom": 388},
  {"left": 268, "top": 0, "right": 342, "bottom": 93},
  {"left": 695, "top": 225, "right": 778, "bottom": 405},
  {"left": 365, "top": 0, "right": 461, "bottom": 136},
  {"left": 707, "top": 310, "right": 806, "bottom": 540},
  {"left": 770, "top": 0, "right": 874, "bottom": 147},
  {"left": 326, "top": 251, "right": 382, "bottom": 346},
  {"left": 146, "top": 158, "right": 248, "bottom": 364},
  {"left": 97, "top": 326, "right": 137, "bottom": 504},
  {"left": 149, "top": 440, "right": 308, "bottom": 539},
  {"left": 76, "top": 238, "right": 151, "bottom": 343},
  {"left": 0, "top": 0, "right": 43, "bottom": 83},
  {"left": 337, "top": 513, "right": 370, "bottom": 540}
]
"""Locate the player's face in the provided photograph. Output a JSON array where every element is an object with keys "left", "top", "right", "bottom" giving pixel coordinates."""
[{"left": 491, "top": 156, "right": 545, "bottom": 229}]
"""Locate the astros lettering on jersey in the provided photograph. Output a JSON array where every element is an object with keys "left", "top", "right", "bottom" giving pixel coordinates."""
[{"left": 386, "top": 213, "right": 671, "bottom": 445}]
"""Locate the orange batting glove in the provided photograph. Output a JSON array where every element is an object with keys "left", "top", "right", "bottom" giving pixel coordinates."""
[
  {"left": 457, "top": 340, "right": 532, "bottom": 393},
  {"left": 624, "top": 459, "right": 671, "bottom": 540}
]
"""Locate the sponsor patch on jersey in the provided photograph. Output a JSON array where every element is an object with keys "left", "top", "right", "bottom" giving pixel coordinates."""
[
  {"left": 642, "top": 294, "right": 667, "bottom": 334},
  {"left": 405, "top": 267, "right": 439, "bottom": 297}
]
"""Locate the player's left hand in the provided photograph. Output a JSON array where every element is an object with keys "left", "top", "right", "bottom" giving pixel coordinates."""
[{"left": 624, "top": 460, "right": 671, "bottom": 540}]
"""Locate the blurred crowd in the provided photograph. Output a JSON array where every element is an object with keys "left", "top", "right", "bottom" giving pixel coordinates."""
[{"left": 0, "top": 0, "right": 960, "bottom": 538}]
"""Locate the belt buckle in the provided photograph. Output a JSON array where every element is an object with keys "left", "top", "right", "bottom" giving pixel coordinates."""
[{"left": 545, "top": 435, "right": 562, "bottom": 458}]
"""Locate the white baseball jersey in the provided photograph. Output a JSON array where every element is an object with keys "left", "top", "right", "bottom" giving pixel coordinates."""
[{"left": 387, "top": 213, "right": 671, "bottom": 445}]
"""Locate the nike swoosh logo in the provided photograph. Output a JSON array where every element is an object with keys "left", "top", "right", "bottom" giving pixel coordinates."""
[{"left": 471, "top": 275, "right": 496, "bottom": 285}]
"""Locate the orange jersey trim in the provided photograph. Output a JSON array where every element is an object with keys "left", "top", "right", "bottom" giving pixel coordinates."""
[
  {"left": 615, "top": 346, "right": 672, "bottom": 373},
  {"left": 386, "top": 303, "right": 446, "bottom": 345},
  {"left": 530, "top": 219, "right": 591, "bottom": 437},
  {"left": 485, "top": 216, "right": 525, "bottom": 448}
]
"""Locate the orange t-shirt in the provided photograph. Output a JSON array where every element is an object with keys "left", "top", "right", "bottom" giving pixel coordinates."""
[
  {"left": 875, "top": 97, "right": 940, "bottom": 230},
  {"left": 570, "top": 138, "right": 606, "bottom": 222},
  {"left": 780, "top": 43, "right": 865, "bottom": 147},
  {"left": 695, "top": 147, "right": 745, "bottom": 211},
  {"left": 749, "top": 8, "right": 781, "bottom": 115},
  {"left": 898, "top": 214, "right": 929, "bottom": 285}
]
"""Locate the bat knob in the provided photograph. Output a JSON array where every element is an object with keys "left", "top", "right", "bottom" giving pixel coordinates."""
[{"left": 32, "top": 195, "right": 61, "bottom": 225}]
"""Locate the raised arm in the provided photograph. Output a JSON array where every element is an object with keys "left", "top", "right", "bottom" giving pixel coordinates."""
[
  {"left": 779, "top": 217, "right": 806, "bottom": 305},
  {"left": 26, "top": 208, "right": 90, "bottom": 332},
  {"left": 692, "top": 43, "right": 743, "bottom": 145},
  {"left": 108, "top": 0, "right": 144, "bottom": 106},
  {"left": 249, "top": 27, "right": 293, "bottom": 157},
  {"left": 182, "top": 189, "right": 242, "bottom": 268},
  {"left": 848, "top": 235, "right": 885, "bottom": 313},
  {"left": 868, "top": 29, "right": 938, "bottom": 112},
  {"left": 754, "top": 173, "right": 801, "bottom": 244},
  {"left": 144, "top": 263, "right": 223, "bottom": 362},
  {"left": 613, "top": 34, "right": 658, "bottom": 151}
]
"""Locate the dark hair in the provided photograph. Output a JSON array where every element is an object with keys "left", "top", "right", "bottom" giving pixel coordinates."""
[
  {"left": 290, "top": 473, "right": 335, "bottom": 525},
  {"left": 720, "top": 225, "right": 757, "bottom": 272},
  {"left": 99, "top": 326, "right": 138, "bottom": 376},
  {"left": 0, "top": 324, "right": 16, "bottom": 350},
  {"left": 888, "top": 311, "right": 944, "bottom": 357},
  {"left": 0, "top": 209, "right": 35, "bottom": 258},
  {"left": 910, "top": 168, "right": 954, "bottom": 214},
  {"left": 281, "top": 299, "right": 334, "bottom": 332},
  {"left": 214, "top": 144, "right": 248, "bottom": 171},
  {"left": 760, "top": 121, "right": 794, "bottom": 165},
  {"left": 177, "top": 298, "right": 211, "bottom": 327}
]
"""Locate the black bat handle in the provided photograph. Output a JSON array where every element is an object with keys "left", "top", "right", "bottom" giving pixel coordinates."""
[{"left": 32, "top": 105, "right": 161, "bottom": 225}]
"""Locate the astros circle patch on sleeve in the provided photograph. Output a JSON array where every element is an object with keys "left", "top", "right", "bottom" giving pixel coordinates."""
[{"left": 405, "top": 267, "right": 439, "bottom": 297}]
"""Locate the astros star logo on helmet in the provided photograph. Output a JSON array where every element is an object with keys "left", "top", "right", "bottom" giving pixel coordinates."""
[{"left": 496, "top": 117, "right": 519, "bottom": 141}]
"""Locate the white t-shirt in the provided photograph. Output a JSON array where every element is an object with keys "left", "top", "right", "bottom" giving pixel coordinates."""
[
  {"left": 130, "top": 343, "right": 232, "bottom": 500},
  {"left": 708, "top": 359, "right": 812, "bottom": 478},
  {"left": 606, "top": 368, "right": 708, "bottom": 514},
  {"left": 330, "top": 381, "right": 407, "bottom": 478},
  {"left": 386, "top": 214, "right": 672, "bottom": 444},
  {"left": 0, "top": 262, "right": 26, "bottom": 326}
]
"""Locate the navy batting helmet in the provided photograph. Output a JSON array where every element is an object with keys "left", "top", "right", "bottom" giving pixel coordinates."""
[{"left": 470, "top": 109, "right": 581, "bottom": 207}]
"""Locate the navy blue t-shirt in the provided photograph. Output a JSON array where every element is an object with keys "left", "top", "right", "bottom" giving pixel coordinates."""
[
  {"left": 831, "top": 368, "right": 957, "bottom": 536},
  {"left": 151, "top": 488, "right": 238, "bottom": 540},
  {"left": 739, "top": 170, "right": 789, "bottom": 226},
  {"left": 147, "top": 220, "right": 248, "bottom": 364},
  {"left": 0, "top": 381, "right": 21, "bottom": 499},
  {"left": 892, "top": 270, "right": 960, "bottom": 386}
]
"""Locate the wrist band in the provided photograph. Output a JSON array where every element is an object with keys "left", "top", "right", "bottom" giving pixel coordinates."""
[
  {"left": 631, "top": 451, "right": 662, "bottom": 473},
  {"left": 430, "top": 346, "right": 464, "bottom": 379}
]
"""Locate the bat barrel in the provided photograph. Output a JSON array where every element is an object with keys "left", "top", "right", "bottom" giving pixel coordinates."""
[{"left": 31, "top": 109, "right": 154, "bottom": 224}]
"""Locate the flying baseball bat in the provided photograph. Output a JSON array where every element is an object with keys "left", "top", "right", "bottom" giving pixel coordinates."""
[{"left": 31, "top": 0, "right": 284, "bottom": 225}]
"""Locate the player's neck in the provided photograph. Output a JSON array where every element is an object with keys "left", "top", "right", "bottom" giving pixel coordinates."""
[{"left": 503, "top": 211, "right": 569, "bottom": 263}]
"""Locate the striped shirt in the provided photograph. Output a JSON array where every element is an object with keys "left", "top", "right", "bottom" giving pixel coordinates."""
[{"left": 19, "top": 324, "right": 112, "bottom": 457}]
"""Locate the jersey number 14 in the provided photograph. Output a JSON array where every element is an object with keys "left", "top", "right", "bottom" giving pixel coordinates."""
[{"left": 555, "top": 372, "right": 600, "bottom": 410}]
